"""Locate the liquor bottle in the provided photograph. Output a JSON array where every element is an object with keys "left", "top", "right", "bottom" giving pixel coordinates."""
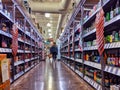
[
  {"left": 84, "top": 54, "right": 86, "bottom": 60},
  {"left": 110, "top": 7, "right": 114, "bottom": 19},
  {"left": 119, "top": 30, "right": 120, "bottom": 41},
  {"left": 115, "top": 0, "right": 120, "bottom": 16},
  {"left": 86, "top": 54, "right": 89, "bottom": 61},
  {"left": 112, "top": 31, "right": 116, "bottom": 42},
  {"left": 105, "top": 73, "right": 110, "bottom": 87},
  {"left": 94, "top": 70, "right": 97, "bottom": 81},
  {"left": 119, "top": 50, "right": 120, "bottom": 66},
  {"left": 115, "top": 53, "right": 119, "bottom": 67},
  {"left": 106, "top": 12, "right": 110, "bottom": 21},
  {"left": 0, "top": 0, "right": 3, "bottom": 10},
  {"left": 110, "top": 76, "right": 117, "bottom": 85},
  {"left": 107, "top": 54, "right": 110, "bottom": 65},
  {"left": 111, "top": 54, "right": 115, "bottom": 66},
  {"left": 104, "top": 52, "right": 108, "bottom": 64},
  {"left": 115, "top": 32, "right": 119, "bottom": 42},
  {"left": 110, "top": 35, "right": 113, "bottom": 43}
]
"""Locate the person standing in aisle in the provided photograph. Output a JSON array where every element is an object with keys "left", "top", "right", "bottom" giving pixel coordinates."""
[{"left": 50, "top": 42, "right": 58, "bottom": 62}]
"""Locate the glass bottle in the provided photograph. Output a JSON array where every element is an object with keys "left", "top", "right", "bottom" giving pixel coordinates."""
[
  {"left": 115, "top": 53, "right": 119, "bottom": 67},
  {"left": 0, "top": 0, "right": 3, "bottom": 10},
  {"left": 107, "top": 54, "right": 110, "bottom": 65},
  {"left": 115, "top": 0, "right": 120, "bottom": 16},
  {"left": 119, "top": 50, "right": 120, "bottom": 67},
  {"left": 110, "top": 7, "right": 114, "bottom": 19},
  {"left": 106, "top": 12, "right": 110, "bottom": 21}
]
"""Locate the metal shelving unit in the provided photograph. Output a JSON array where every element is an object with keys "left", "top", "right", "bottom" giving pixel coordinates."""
[
  {"left": 0, "top": 0, "right": 44, "bottom": 85},
  {"left": 60, "top": 0, "right": 120, "bottom": 90}
]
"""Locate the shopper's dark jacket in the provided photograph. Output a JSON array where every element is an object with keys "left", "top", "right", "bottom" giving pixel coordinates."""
[{"left": 50, "top": 45, "right": 58, "bottom": 54}]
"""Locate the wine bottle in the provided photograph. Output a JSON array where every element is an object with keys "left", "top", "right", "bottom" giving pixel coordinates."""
[
  {"left": 119, "top": 30, "right": 120, "bottom": 41},
  {"left": 115, "top": 53, "right": 119, "bottom": 67},
  {"left": 119, "top": 50, "right": 120, "bottom": 66},
  {"left": 112, "top": 31, "right": 116, "bottom": 42},
  {"left": 115, "top": 0, "right": 120, "bottom": 16},
  {"left": 86, "top": 54, "right": 89, "bottom": 61},
  {"left": 105, "top": 73, "right": 110, "bottom": 87},
  {"left": 115, "top": 32, "right": 119, "bottom": 42},
  {"left": 0, "top": 0, "right": 3, "bottom": 10},
  {"left": 111, "top": 54, "right": 115, "bottom": 66},
  {"left": 107, "top": 54, "right": 110, "bottom": 65},
  {"left": 110, "top": 7, "right": 114, "bottom": 19},
  {"left": 106, "top": 12, "right": 110, "bottom": 21}
]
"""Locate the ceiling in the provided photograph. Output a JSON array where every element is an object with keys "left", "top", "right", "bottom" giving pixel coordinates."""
[
  {"left": 32, "top": 0, "right": 61, "bottom": 2},
  {"left": 26, "top": 0, "right": 80, "bottom": 41}
]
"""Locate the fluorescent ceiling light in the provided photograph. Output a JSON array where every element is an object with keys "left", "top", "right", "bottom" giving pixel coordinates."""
[
  {"left": 49, "top": 33, "right": 52, "bottom": 36},
  {"left": 48, "top": 29, "right": 51, "bottom": 32},
  {"left": 47, "top": 23, "right": 51, "bottom": 27},
  {"left": 45, "top": 13, "right": 50, "bottom": 18}
]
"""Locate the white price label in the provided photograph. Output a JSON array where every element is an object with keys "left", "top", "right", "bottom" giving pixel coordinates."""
[
  {"left": 117, "top": 69, "right": 120, "bottom": 76},
  {"left": 91, "top": 81, "right": 94, "bottom": 85},
  {"left": 6, "top": 49, "right": 9, "bottom": 52},
  {"left": 108, "top": 66, "right": 112, "bottom": 72},
  {"left": 117, "top": 42, "right": 120, "bottom": 47},
  {"left": 104, "top": 44, "right": 107, "bottom": 48},
  {"left": 112, "top": 68, "right": 117, "bottom": 74},
  {"left": 109, "top": 43, "right": 111, "bottom": 48},
  {"left": 106, "top": 44, "right": 108, "bottom": 48},
  {"left": 108, "top": 43, "right": 110, "bottom": 48},
  {"left": 0, "top": 48, "right": 2, "bottom": 52},
  {"left": 98, "top": 85, "right": 101, "bottom": 90},
  {"left": 105, "top": 66, "right": 108, "bottom": 71},
  {"left": 111, "top": 43, "right": 114, "bottom": 48},
  {"left": 115, "top": 42, "right": 118, "bottom": 48},
  {"left": 95, "top": 83, "right": 98, "bottom": 89}
]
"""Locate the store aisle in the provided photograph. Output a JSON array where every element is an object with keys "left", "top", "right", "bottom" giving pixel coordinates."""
[{"left": 11, "top": 60, "right": 93, "bottom": 90}]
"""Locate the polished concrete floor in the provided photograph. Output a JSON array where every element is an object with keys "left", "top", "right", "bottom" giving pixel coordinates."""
[{"left": 11, "top": 60, "right": 94, "bottom": 90}]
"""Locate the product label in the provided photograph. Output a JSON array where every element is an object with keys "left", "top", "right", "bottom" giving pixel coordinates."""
[{"left": 1, "top": 58, "right": 9, "bottom": 82}]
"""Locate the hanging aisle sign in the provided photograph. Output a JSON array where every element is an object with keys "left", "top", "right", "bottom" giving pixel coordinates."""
[
  {"left": 78, "top": 27, "right": 83, "bottom": 52},
  {"left": 12, "top": 24, "right": 18, "bottom": 56},
  {"left": 95, "top": 8, "right": 105, "bottom": 55}
]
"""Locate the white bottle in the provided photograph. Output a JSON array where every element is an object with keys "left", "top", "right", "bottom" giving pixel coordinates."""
[{"left": 0, "top": 0, "right": 3, "bottom": 10}]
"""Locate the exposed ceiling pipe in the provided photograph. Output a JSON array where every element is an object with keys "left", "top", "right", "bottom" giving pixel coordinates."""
[{"left": 28, "top": 0, "right": 68, "bottom": 13}]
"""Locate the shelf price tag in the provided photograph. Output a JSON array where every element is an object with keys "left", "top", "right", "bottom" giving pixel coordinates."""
[
  {"left": 0, "top": 48, "right": 2, "bottom": 52},
  {"left": 112, "top": 67, "right": 117, "bottom": 74},
  {"left": 106, "top": 44, "right": 108, "bottom": 49},
  {"left": 117, "top": 42, "right": 120, "bottom": 48},
  {"left": 117, "top": 69, "right": 120, "bottom": 76},
  {"left": 108, "top": 66, "right": 112, "bottom": 72},
  {"left": 95, "top": 83, "right": 98, "bottom": 89},
  {"left": 105, "top": 66, "right": 108, "bottom": 71}
]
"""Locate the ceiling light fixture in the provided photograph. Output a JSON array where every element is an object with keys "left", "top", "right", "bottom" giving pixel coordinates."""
[
  {"left": 48, "top": 29, "right": 51, "bottom": 32},
  {"left": 47, "top": 23, "right": 51, "bottom": 27},
  {"left": 45, "top": 13, "right": 50, "bottom": 18},
  {"left": 50, "top": 36, "right": 52, "bottom": 38},
  {"left": 49, "top": 33, "right": 52, "bottom": 36}
]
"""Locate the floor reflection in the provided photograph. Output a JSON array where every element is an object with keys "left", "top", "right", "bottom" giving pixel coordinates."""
[{"left": 11, "top": 59, "right": 94, "bottom": 90}]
